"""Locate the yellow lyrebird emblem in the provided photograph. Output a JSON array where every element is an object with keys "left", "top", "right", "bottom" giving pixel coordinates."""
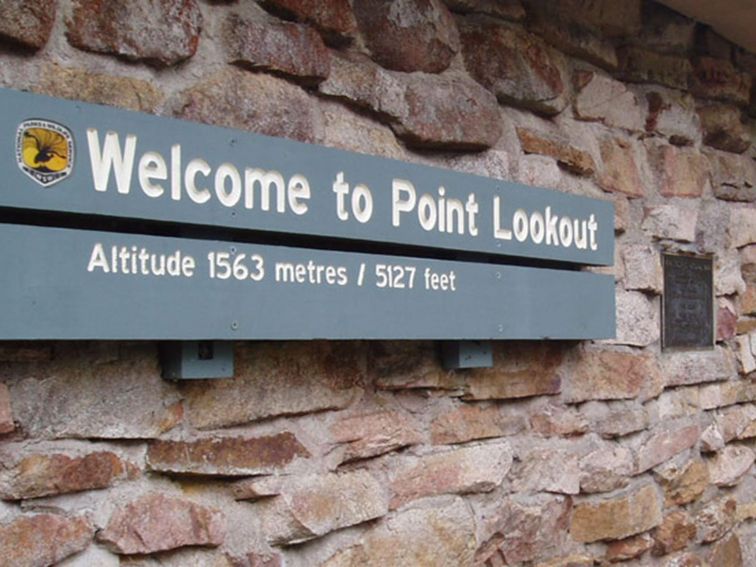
[{"left": 16, "top": 119, "right": 74, "bottom": 187}]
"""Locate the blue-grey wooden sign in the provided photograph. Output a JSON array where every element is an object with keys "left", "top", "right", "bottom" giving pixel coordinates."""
[
  {"left": 0, "top": 87, "right": 613, "bottom": 266},
  {"left": 0, "top": 224, "right": 615, "bottom": 340}
]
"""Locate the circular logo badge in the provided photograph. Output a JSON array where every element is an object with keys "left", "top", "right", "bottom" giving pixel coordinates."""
[{"left": 16, "top": 119, "right": 74, "bottom": 187}]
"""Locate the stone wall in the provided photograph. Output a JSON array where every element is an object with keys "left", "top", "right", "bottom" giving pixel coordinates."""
[{"left": 0, "top": 0, "right": 754, "bottom": 565}]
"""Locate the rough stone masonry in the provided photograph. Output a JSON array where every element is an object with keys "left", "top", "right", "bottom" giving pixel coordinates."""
[{"left": 0, "top": 0, "right": 754, "bottom": 565}]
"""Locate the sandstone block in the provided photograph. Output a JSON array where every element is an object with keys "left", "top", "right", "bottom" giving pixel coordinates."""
[
  {"left": 330, "top": 410, "right": 422, "bottom": 462},
  {"left": 476, "top": 495, "right": 571, "bottom": 565},
  {"left": 597, "top": 137, "right": 645, "bottom": 198},
  {"left": 512, "top": 448, "right": 580, "bottom": 494},
  {"left": 663, "top": 346, "right": 736, "bottom": 387},
  {"left": 0, "top": 384, "right": 13, "bottom": 435},
  {"left": 147, "top": 432, "right": 309, "bottom": 476},
  {"left": 653, "top": 511, "right": 697, "bottom": 556},
  {"left": 529, "top": 404, "right": 588, "bottom": 437},
  {"left": 609, "top": 291, "right": 660, "bottom": 347},
  {"left": 0, "top": 343, "right": 52, "bottom": 363},
  {"left": 390, "top": 443, "right": 512, "bottom": 508},
  {"left": 183, "top": 342, "right": 361, "bottom": 429},
  {"left": 656, "top": 458, "right": 709, "bottom": 506},
  {"left": 707, "top": 445, "right": 755, "bottom": 487},
  {"left": 742, "top": 287, "right": 756, "bottom": 315},
  {"left": 633, "top": 2, "right": 694, "bottom": 55},
  {"left": 0, "top": 451, "right": 130, "bottom": 500},
  {"left": 642, "top": 203, "right": 698, "bottom": 242},
  {"left": 516, "top": 127, "right": 595, "bottom": 176},
  {"left": 231, "top": 476, "right": 283, "bottom": 501},
  {"left": 574, "top": 72, "right": 645, "bottom": 132},
  {"left": 736, "top": 335, "right": 756, "bottom": 374},
  {"left": 718, "top": 304, "right": 738, "bottom": 341},
  {"left": 67, "top": 0, "right": 202, "bottom": 66},
  {"left": 443, "top": 0, "right": 525, "bottom": 20},
  {"left": 0, "top": 0, "right": 55, "bottom": 49},
  {"left": 571, "top": 483, "right": 663, "bottom": 543},
  {"left": 709, "top": 532, "right": 743, "bottom": 567},
  {"left": 707, "top": 149, "right": 756, "bottom": 202},
  {"left": 649, "top": 143, "right": 710, "bottom": 197},
  {"left": 564, "top": 347, "right": 662, "bottom": 403},
  {"left": 98, "top": 493, "right": 225, "bottom": 554},
  {"left": 463, "top": 342, "right": 565, "bottom": 400},
  {"left": 579, "top": 445, "right": 634, "bottom": 494},
  {"left": 622, "top": 244, "right": 662, "bottom": 292},
  {"left": 370, "top": 341, "right": 462, "bottom": 390},
  {"left": 10, "top": 343, "right": 182, "bottom": 439},
  {"left": 526, "top": 1, "right": 617, "bottom": 70},
  {"left": 259, "top": 470, "right": 388, "bottom": 545},
  {"left": 392, "top": 72, "right": 503, "bottom": 150},
  {"left": 176, "top": 68, "right": 323, "bottom": 144},
  {"left": 699, "top": 380, "right": 756, "bottom": 410},
  {"left": 696, "top": 497, "right": 737, "bottom": 543},
  {"left": 716, "top": 250, "right": 748, "bottom": 296},
  {"left": 322, "top": 497, "right": 475, "bottom": 567},
  {"left": 690, "top": 57, "right": 752, "bottom": 106},
  {"left": 636, "top": 422, "right": 700, "bottom": 473},
  {"left": 582, "top": 400, "right": 649, "bottom": 438},
  {"left": 730, "top": 206, "right": 756, "bottom": 249},
  {"left": 261, "top": 0, "right": 356, "bottom": 39},
  {"left": 432, "top": 404, "right": 526, "bottom": 444},
  {"left": 459, "top": 18, "right": 568, "bottom": 115},
  {"left": 701, "top": 422, "right": 726, "bottom": 452},
  {"left": 618, "top": 47, "right": 691, "bottom": 90},
  {"left": 225, "top": 14, "right": 330, "bottom": 85},
  {"left": 37, "top": 64, "right": 164, "bottom": 112},
  {"left": 644, "top": 88, "right": 701, "bottom": 145},
  {"left": 354, "top": 0, "right": 459, "bottom": 73},
  {"left": 699, "top": 105, "right": 751, "bottom": 154},
  {"left": 605, "top": 533, "right": 654, "bottom": 562},
  {"left": 0, "top": 514, "right": 93, "bottom": 567}
]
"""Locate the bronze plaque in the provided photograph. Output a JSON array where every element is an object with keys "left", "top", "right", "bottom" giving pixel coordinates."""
[{"left": 662, "top": 254, "right": 714, "bottom": 349}]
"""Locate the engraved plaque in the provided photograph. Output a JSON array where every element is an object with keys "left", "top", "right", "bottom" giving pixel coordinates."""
[{"left": 662, "top": 254, "right": 714, "bottom": 349}]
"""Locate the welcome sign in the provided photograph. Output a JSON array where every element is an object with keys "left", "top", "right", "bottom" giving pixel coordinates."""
[{"left": 0, "top": 87, "right": 615, "bottom": 340}]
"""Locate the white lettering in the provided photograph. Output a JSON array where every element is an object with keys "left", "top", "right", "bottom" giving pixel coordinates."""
[
  {"left": 185, "top": 158, "right": 211, "bottom": 204},
  {"left": 138, "top": 151, "right": 166, "bottom": 198},
  {"left": 87, "top": 129, "right": 137, "bottom": 194},
  {"left": 87, "top": 243, "right": 110, "bottom": 272},
  {"left": 493, "top": 196, "right": 512, "bottom": 241},
  {"left": 287, "top": 174, "right": 310, "bottom": 215},
  {"left": 392, "top": 179, "right": 416, "bottom": 227},
  {"left": 214, "top": 163, "right": 242, "bottom": 207}
]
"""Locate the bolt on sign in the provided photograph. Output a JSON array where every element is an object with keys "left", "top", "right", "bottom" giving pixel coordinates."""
[{"left": 0, "top": 87, "right": 615, "bottom": 340}]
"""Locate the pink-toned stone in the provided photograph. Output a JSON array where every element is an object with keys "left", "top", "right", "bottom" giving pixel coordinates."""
[
  {"left": 633, "top": 2, "right": 694, "bottom": 54},
  {"left": 622, "top": 244, "right": 662, "bottom": 292},
  {"left": 571, "top": 483, "right": 663, "bottom": 543},
  {"left": 664, "top": 552, "right": 706, "bottom": 567},
  {"left": 67, "top": 0, "right": 202, "bottom": 67},
  {"left": 354, "top": 0, "right": 459, "bottom": 73},
  {"left": 370, "top": 341, "right": 462, "bottom": 391},
  {"left": 742, "top": 286, "right": 756, "bottom": 315},
  {"left": 463, "top": 342, "right": 565, "bottom": 400},
  {"left": 98, "top": 493, "right": 225, "bottom": 554},
  {"left": 662, "top": 346, "right": 736, "bottom": 387},
  {"left": 459, "top": 18, "right": 568, "bottom": 115},
  {"left": 443, "top": 0, "right": 525, "bottom": 21},
  {"left": 707, "top": 149, "right": 756, "bottom": 202},
  {"left": 656, "top": 458, "right": 709, "bottom": 506},
  {"left": 259, "top": 470, "right": 387, "bottom": 545},
  {"left": 696, "top": 497, "right": 737, "bottom": 543},
  {"left": 147, "top": 433, "right": 309, "bottom": 476},
  {"left": 650, "top": 143, "right": 710, "bottom": 197},
  {"left": 260, "top": 0, "right": 356, "bottom": 39},
  {"left": 322, "top": 497, "right": 475, "bottom": 567},
  {"left": 582, "top": 400, "right": 649, "bottom": 438},
  {"left": 598, "top": 137, "right": 645, "bottom": 198},
  {"left": 390, "top": 443, "right": 512, "bottom": 509},
  {"left": 516, "top": 127, "right": 596, "bottom": 176},
  {"left": 699, "top": 380, "right": 756, "bottom": 410},
  {"left": 533, "top": 554, "right": 594, "bottom": 567},
  {"left": 642, "top": 203, "right": 698, "bottom": 242},
  {"left": 610, "top": 291, "right": 661, "bottom": 347},
  {"left": 707, "top": 445, "right": 755, "bottom": 487},
  {"left": 330, "top": 410, "right": 422, "bottom": 462},
  {"left": 730, "top": 206, "right": 756, "bottom": 248},
  {"left": 176, "top": 68, "right": 323, "bottom": 144},
  {"left": 0, "top": 343, "right": 52, "bottom": 362},
  {"left": 512, "top": 448, "right": 580, "bottom": 494},
  {"left": 182, "top": 342, "right": 361, "bottom": 429},
  {"left": 718, "top": 305, "right": 738, "bottom": 341},
  {"left": 698, "top": 104, "right": 751, "bottom": 154},
  {"left": 735, "top": 335, "right": 756, "bottom": 374},
  {"left": 564, "top": 347, "right": 662, "bottom": 403},
  {"left": 476, "top": 495, "right": 572, "bottom": 565},
  {"left": 606, "top": 533, "right": 654, "bottom": 562},
  {"left": 635, "top": 422, "right": 700, "bottom": 473},
  {"left": 618, "top": 47, "right": 691, "bottom": 89},
  {"left": 653, "top": 511, "right": 697, "bottom": 555},
  {"left": 0, "top": 451, "right": 130, "bottom": 500},
  {"left": 0, "top": 0, "right": 55, "bottom": 49},
  {"left": 644, "top": 88, "right": 701, "bottom": 145},
  {"left": 579, "top": 445, "right": 634, "bottom": 494},
  {"left": 225, "top": 14, "right": 330, "bottom": 85},
  {"left": 0, "top": 384, "right": 13, "bottom": 434},
  {"left": 574, "top": 72, "right": 645, "bottom": 132},
  {"left": 530, "top": 404, "right": 588, "bottom": 437},
  {"left": 231, "top": 476, "right": 283, "bottom": 502},
  {"left": 690, "top": 57, "right": 752, "bottom": 106},
  {"left": 0, "top": 514, "right": 93, "bottom": 566},
  {"left": 701, "top": 422, "right": 726, "bottom": 452},
  {"left": 709, "top": 533, "right": 743, "bottom": 567},
  {"left": 432, "top": 404, "right": 526, "bottom": 444}
]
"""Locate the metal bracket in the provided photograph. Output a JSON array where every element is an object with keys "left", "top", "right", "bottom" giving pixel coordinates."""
[
  {"left": 440, "top": 340, "right": 493, "bottom": 370},
  {"left": 160, "top": 341, "right": 234, "bottom": 380}
]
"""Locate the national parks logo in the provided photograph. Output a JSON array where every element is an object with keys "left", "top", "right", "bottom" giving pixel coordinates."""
[{"left": 16, "top": 119, "right": 74, "bottom": 187}]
